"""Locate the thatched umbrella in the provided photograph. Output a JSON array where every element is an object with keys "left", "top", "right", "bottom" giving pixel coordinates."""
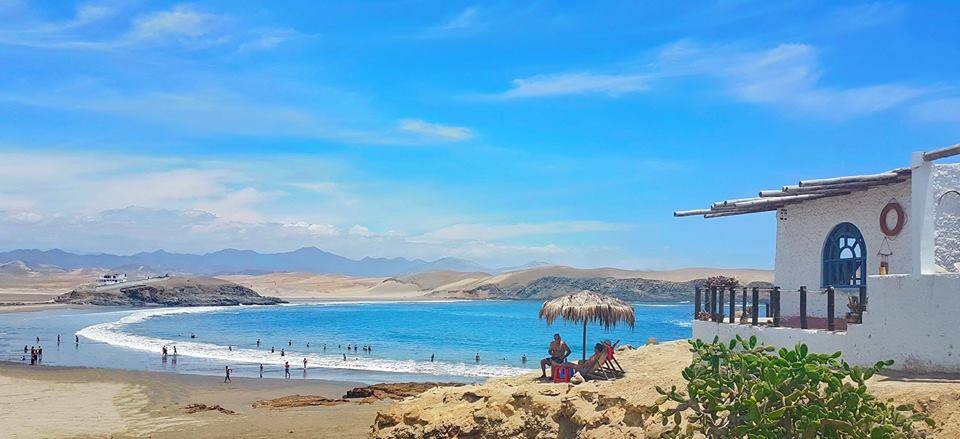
[{"left": 538, "top": 290, "right": 635, "bottom": 361}]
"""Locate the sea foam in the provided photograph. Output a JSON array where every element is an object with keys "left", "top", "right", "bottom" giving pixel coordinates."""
[{"left": 76, "top": 306, "right": 531, "bottom": 378}]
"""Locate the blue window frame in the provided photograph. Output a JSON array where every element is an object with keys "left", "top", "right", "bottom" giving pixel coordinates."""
[{"left": 822, "top": 222, "right": 867, "bottom": 289}]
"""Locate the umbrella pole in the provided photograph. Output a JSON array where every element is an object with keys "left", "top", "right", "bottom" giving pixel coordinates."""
[{"left": 582, "top": 320, "right": 587, "bottom": 361}]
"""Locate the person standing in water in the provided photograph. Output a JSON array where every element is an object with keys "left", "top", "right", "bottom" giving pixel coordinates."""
[
  {"left": 256, "top": 339, "right": 260, "bottom": 347},
  {"left": 259, "top": 363, "right": 264, "bottom": 378},
  {"left": 475, "top": 353, "right": 480, "bottom": 363},
  {"left": 224, "top": 366, "right": 232, "bottom": 383},
  {"left": 430, "top": 354, "right": 435, "bottom": 362},
  {"left": 57, "top": 334, "right": 60, "bottom": 345},
  {"left": 280, "top": 349, "right": 285, "bottom": 356},
  {"left": 302, "top": 358, "right": 307, "bottom": 370},
  {"left": 284, "top": 361, "right": 291, "bottom": 379},
  {"left": 173, "top": 346, "right": 177, "bottom": 356},
  {"left": 75, "top": 335, "right": 79, "bottom": 344},
  {"left": 342, "top": 353, "right": 346, "bottom": 361}
]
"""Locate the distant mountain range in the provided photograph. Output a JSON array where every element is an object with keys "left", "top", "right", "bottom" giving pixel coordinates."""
[{"left": 0, "top": 248, "right": 549, "bottom": 277}]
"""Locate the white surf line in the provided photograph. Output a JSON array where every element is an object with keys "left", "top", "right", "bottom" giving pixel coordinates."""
[{"left": 76, "top": 306, "right": 532, "bottom": 378}]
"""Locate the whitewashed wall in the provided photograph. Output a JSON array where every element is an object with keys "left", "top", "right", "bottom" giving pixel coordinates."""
[
  {"left": 773, "top": 181, "right": 912, "bottom": 318},
  {"left": 934, "top": 164, "right": 960, "bottom": 272},
  {"left": 693, "top": 274, "right": 960, "bottom": 372}
]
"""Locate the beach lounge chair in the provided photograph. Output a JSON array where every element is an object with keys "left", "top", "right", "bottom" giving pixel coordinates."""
[
  {"left": 579, "top": 348, "right": 615, "bottom": 381},
  {"left": 600, "top": 340, "right": 625, "bottom": 376}
]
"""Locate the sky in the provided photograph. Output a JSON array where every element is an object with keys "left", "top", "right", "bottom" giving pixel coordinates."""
[{"left": 1, "top": 1, "right": 959, "bottom": 269}]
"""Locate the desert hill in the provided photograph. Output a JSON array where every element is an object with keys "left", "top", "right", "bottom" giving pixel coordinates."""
[{"left": 55, "top": 276, "right": 284, "bottom": 306}]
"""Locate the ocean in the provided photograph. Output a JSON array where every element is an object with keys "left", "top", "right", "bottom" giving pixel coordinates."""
[{"left": 0, "top": 300, "right": 693, "bottom": 384}]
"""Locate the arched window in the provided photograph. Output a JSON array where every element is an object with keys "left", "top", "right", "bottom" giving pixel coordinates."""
[{"left": 822, "top": 222, "right": 866, "bottom": 288}]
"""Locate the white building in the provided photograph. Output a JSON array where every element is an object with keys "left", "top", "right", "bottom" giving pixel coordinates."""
[
  {"left": 676, "top": 145, "right": 960, "bottom": 372},
  {"left": 97, "top": 273, "right": 127, "bottom": 285}
]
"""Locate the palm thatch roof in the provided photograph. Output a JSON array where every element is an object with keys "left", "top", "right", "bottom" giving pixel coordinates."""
[{"left": 538, "top": 290, "right": 635, "bottom": 330}]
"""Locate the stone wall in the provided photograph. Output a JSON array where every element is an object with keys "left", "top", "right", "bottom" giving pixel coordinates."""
[{"left": 694, "top": 273, "right": 960, "bottom": 372}]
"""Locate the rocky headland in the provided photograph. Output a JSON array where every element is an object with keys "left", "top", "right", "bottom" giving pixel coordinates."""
[
  {"left": 55, "top": 276, "right": 284, "bottom": 306},
  {"left": 428, "top": 275, "right": 773, "bottom": 301}
]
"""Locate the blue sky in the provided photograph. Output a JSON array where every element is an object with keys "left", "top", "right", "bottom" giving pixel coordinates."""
[{"left": 1, "top": 1, "right": 959, "bottom": 269}]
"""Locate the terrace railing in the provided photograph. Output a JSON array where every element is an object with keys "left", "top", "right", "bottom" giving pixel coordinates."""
[{"left": 693, "top": 285, "right": 867, "bottom": 332}]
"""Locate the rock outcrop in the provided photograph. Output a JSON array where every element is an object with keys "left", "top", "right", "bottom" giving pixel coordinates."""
[
  {"left": 55, "top": 276, "right": 284, "bottom": 306},
  {"left": 372, "top": 343, "right": 692, "bottom": 438},
  {"left": 429, "top": 276, "right": 773, "bottom": 302}
]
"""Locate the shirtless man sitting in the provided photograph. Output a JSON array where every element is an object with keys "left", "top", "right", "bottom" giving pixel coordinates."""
[{"left": 540, "top": 333, "right": 572, "bottom": 378}]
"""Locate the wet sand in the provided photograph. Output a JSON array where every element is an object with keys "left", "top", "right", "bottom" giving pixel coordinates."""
[{"left": 0, "top": 362, "right": 388, "bottom": 438}]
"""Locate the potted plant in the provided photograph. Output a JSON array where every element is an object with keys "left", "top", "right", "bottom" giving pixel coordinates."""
[{"left": 845, "top": 296, "right": 861, "bottom": 323}]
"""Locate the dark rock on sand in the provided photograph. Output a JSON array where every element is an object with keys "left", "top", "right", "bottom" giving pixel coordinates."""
[{"left": 55, "top": 276, "right": 284, "bottom": 306}]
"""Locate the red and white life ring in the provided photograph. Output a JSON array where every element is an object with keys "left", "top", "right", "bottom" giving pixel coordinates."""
[{"left": 880, "top": 201, "right": 905, "bottom": 237}]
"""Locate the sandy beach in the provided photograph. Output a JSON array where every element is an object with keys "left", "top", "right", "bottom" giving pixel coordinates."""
[{"left": 0, "top": 363, "right": 388, "bottom": 438}]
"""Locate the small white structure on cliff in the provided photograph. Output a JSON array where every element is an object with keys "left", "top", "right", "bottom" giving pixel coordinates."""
[
  {"left": 97, "top": 273, "right": 127, "bottom": 285},
  {"left": 676, "top": 144, "right": 960, "bottom": 372}
]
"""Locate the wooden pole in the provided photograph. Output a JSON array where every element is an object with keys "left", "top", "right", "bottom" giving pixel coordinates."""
[
  {"left": 718, "top": 288, "right": 725, "bottom": 322},
  {"left": 710, "top": 287, "right": 718, "bottom": 322},
  {"left": 742, "top": 287, "right": 748, "bottom": 322},
  {"left": 800, "top": 286, "right": 808, "bottom": 329},
  {"left": 923, "top": 143, "right": 960, "bottom": 162},
  {"left": 728, "top": 286, "right": 736, "bottom": 323},
  {"left": 800, "top": 171, "right": 904, "bottom": 187},
  {"left": 772, "top": 287, "right": 781, "bottom": 327},
  {"left": 582, "top": 320, "right": 587, "bottom": 361},
  {"left": 694, "top": 287, "right": 702, "bottom": 320},
  {"left": 827, "top": 287, "right": 836, "bottom": 331}
]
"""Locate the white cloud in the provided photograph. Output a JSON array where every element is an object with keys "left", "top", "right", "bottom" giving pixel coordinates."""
[
  {"left": 193, "top": 187, "right": 270, "bottom": 223},
  {"left": 499, "top": 72, "right": 651, "bottom": 99},
  {"left": 0, "top": 3, "right": 294, "bottom": 52},
  {"left": 348, "top": 224, "right": 374, "bottom": 237},
  {"left": 399, "top": 119, "right": 475, "bottom": 141},
  {"left": 288, "top": 182, "right": 339, "bottom": 194},
  {"left": 237, "top": 28, "right": 301, "bottom": 52},
  {"left": 0, "top": 205, "right": 585, "bottom": 266},
  {"left": 0, "top": 150, "right": 628, "bottom": 267},
  {"left": 412, "top": 221, "right": 625, "bottom": 242},
  {"left": 129, "top": 4, "right": 219, "bottom": 43},
  {"left": 438, "top": 7, "right": 478, "bottom": 31},
  {"left": 682, "top": 43, "right": 928, "bottom": 118},
  {"left": 494, "top": 40, "right": 929, "bottom": 118}
]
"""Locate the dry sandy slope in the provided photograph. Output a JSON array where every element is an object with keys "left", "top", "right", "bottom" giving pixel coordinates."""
[
  {"left": 0, "top": 267, "right": 107, "bottom": 303},
  {"left": 372, "top": 341, "right": 960, "bottom": 439},
  {"left": 221, "top": 272, "right": 430, "bottom": 300},
  {"left": 424, "top": 266, "right": 773, "bottom": 293}
]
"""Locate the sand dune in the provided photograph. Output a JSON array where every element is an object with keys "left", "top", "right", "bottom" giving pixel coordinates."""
[
  {"left": 221, "top": 272, "right": 429, "bottom": 300},
  {"left": 0, "top": 264, "right": 772, "bottom": 305},
  {"left": 422, "top": 265, "right": 773, "bottom": 293}
]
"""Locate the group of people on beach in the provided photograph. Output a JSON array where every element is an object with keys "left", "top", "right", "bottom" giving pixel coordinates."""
[
  {"left": 161, "top": 345, "right": 177, "bottom": 357},
  {"left": 23, "top": 345, "right": 42, "bottom": 364},
  {"left": 19, "top": 334, "right": 79, "bottom": 365}
]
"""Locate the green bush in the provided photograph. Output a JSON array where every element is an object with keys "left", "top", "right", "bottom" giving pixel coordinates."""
[{"left": 654, "top": 336, "right": 935, "bottom": 438}]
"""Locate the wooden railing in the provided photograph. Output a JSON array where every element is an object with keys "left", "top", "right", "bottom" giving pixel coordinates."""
[{"left": 693, "top": 285, "right": 867, "bottom": 331}]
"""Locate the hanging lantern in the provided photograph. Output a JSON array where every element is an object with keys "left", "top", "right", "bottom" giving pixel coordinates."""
[{"left": 878, "top": 237, "right": 893, "bottom": 275}]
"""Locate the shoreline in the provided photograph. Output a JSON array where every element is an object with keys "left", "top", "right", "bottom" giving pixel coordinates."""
[{"left": 0, "top": 361, "right": 390, "bottom": 438}]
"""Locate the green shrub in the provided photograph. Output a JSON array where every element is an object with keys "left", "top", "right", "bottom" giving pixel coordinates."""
[{"left": 654, "top": 336, "right": 935, "bottom": 438}]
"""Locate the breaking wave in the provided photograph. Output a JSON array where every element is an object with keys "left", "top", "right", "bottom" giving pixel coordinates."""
[{"left": 77, "top": 306, "right": 532, "bottom": 379}]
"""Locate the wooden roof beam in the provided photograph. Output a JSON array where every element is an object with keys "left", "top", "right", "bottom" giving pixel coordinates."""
[{"left": 923, "top": 143, "right": 960, "bottom": 162}]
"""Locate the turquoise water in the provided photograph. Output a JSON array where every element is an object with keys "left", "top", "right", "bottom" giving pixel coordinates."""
[{"left": 0, "top": 301, "right": 692, "bottom": 383}]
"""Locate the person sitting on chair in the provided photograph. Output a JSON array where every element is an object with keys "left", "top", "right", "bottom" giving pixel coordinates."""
[{"left": 540, "top": 333, "right": 572, "bottom": 378}]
